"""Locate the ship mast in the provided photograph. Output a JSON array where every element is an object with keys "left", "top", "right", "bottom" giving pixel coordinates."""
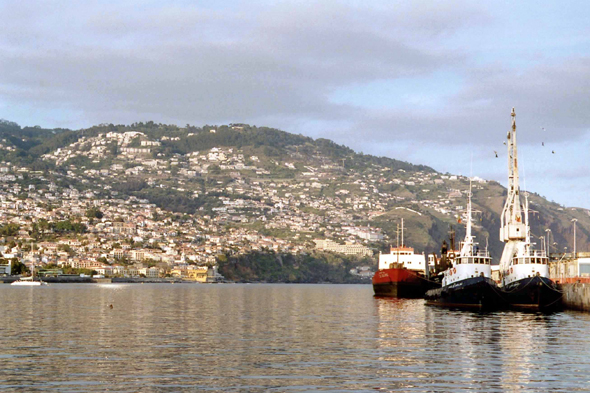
[
  {"left": 401, "top": 218, "right": 404, "bottom": 247},
  {"left": 524, "top": 191, "right": 531, "bottom": 244},
  {"left": 460, "top": 179, "right": 474, "bottom": 257},
  {"left": 499, "top": 108, "right": 527, "bottom": 243},
  {"left": 466, "top": 179, "right": 473, "bottom": 241}
]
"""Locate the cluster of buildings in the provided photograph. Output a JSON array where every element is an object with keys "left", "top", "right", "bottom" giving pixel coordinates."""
[
  {"left": 313, "top": 239, "right": 372, "bottom": 256},
  {"left": 0, "top": 129, "right": 509, "bottom": 279}
]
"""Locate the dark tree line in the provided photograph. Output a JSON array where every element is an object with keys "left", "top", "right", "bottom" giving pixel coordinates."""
[
  {"left": 0, "top": 223, "right": 20, "bottom": 237},
  {"left": 218, "top": 250, "right": 375, "bottom": 283}
]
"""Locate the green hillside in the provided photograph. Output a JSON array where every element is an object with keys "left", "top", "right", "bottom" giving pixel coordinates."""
[{"left": 0, "top": 118, "right": 587, "bottom": 264}]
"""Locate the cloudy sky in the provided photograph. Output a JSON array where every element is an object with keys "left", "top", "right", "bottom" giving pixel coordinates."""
[{"left": 1, "top": 0, "right": 589, "bottom": 208}]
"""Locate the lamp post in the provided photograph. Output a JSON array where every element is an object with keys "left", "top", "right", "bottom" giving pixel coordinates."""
[
  {"left": 562, "top": 246, "right": 567, "bottom": 278},
  {"left": 572, "top": 218, "right": 578, "bottom": 258},
  {"left": 545, "top": 229, "right": 552, "bottom": 257}
]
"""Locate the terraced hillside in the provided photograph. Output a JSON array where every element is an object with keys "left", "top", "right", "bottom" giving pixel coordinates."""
[{"left": 0, "top": 119, "right": 588, "bottom": 264}]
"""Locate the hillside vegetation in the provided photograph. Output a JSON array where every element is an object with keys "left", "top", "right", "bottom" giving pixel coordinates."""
[
  {"left": 218, "top": 251, "right": 374, "bottom": 283},
  {"left": 0, "top": 118, "right": 587, "bottom": 270}
]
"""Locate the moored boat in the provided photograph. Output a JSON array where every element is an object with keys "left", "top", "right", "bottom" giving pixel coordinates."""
[
  {"left": 10, "top": 264, "right": 48, "bottom": 286},
  {"left": 425, "top": 181, "right": 506, "bottom": 310},
  {"left": 11, "top": 276, "right": 47, "bottom": 286},
  {"left": 498, "top": 108, "right": 562, "bottom": 311},
  {"left": 372, "top": 219, "right": 440, "bottom": 298}
]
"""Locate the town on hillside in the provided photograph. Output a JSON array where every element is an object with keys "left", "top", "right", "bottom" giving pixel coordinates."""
[{"left": 0, "top": 122, "right": 587, "bottom": 281}]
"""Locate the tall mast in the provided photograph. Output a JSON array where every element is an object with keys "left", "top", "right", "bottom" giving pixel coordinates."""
[
  {"left": 461, "top": 179, "right": 474, "bottom": 256},
  {"left": 524, "top": 191, "right": 530, "bottom": 244},
  {"left": 397, "top": 221, "right": 400, "bottom": 264},
  {"left": 500, "top": 108, "right": 527, "bottom": 242},
  {"left": 466, "top": 179, "right": 473, "bottom": 241}
]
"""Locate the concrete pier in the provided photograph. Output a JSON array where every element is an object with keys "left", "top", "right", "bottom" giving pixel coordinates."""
[
  {"left": 549, "top": 253, "right": 590, "bottom": 312},
  {"left": 559, "top": 281, "right": 590, "bottom": 312}
]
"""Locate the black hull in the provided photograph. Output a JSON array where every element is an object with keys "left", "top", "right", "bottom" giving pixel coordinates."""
[
  {"left": 502, "top": 276, "right": 563, "bottom": 312},
  {"left": 373, "top": 280, "right": 440, "bottom": 298},
  {"left": 425, "top": 276, "right": 508, "bottom": 310}
]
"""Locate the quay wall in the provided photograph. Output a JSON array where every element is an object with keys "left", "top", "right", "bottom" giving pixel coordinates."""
[{"left": 560, "top": 282, "right": 590, "bottom": 312}]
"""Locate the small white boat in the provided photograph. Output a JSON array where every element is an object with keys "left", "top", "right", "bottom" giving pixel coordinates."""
[
  {"left": 10, "top": 280, "right": 47, "bottom": 287},
  {"left": 11, "top": 266, "right": 48, "bottom": 286},
  {"left": 11, "top": 280, "right": 45, "bottom": 286}
]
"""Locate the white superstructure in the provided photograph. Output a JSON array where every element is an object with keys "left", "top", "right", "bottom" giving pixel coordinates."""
[
  {"left": 378, "top": 246, "right": 427, "bottom": 271},
  {"left": 442, "top": 180, "right": 492, "bottom": 286},
  {"left": 499, "top": 108, "right": 549, "bottom": 286},
  {"left": 378, "top": 218, "right": 427, "bottom": 271}
]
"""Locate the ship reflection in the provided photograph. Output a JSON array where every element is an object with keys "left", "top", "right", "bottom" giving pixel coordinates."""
[{"left": 374, "top": 298, "right": 562, "bottom": 391}]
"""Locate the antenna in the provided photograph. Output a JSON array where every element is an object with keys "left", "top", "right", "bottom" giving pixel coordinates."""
[
  {"left": 466, "top": 176, "right": 473, "bottom": 240},
  {"left": 401, "top": 218, "right": 404, "bottom": 247}
]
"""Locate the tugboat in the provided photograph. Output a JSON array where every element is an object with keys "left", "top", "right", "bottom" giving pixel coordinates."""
[
  {"left": 498, "top": 108, "right": 562, "bottom": 311},
  {"left": 372, "top": 219, "right": 439, "bottom": 298},
  {"left": 425, "top": 181, "right": 506, "bottom": 310}
]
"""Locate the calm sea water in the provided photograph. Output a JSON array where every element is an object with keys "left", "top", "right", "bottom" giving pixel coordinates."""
[{"left": 1, "top": 283, "right": 589, "bottom": 392}]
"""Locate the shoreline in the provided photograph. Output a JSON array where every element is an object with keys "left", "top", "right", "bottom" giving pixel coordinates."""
[{"left": 0, "top": 276, "right": 371, "bottom": 285}]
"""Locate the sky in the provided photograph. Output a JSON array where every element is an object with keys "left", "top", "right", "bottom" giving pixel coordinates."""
[{"left": 1, "top": 0, "right": 590, "bottom": 208}]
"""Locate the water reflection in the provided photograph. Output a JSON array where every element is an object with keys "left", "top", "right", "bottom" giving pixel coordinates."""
[
  {"left": 1, "top": 284, "right": 590, "bottom": 391},
  {"left": 374, "top": 297, "right": 590, "bottom": 392}
]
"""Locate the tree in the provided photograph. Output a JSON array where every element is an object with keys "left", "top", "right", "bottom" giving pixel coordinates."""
[
  {"left": 58, "top": 244, "right": 75, "bottom": 256},
  {"left": 29, "top": 223, "right": 40, "bottom": 241},
  {"left": 0, "top": 223, "right": 20, "bottom": 237},
  {"left": 85, "top": 207, "right": 104, "bottom": 219},
  {"left": 50, "top": 220, "right": 87, "bottom": 234},
  {"left": 6, "top": 258, "right": 29, "bottom": 275},
  {"left": 38, "top": 219, "right": 50, "bottom": 232}
]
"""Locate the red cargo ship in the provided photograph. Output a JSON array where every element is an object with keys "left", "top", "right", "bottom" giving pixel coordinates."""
[{"left": 372, "top": 245, "right": 439, "bottom": 298}]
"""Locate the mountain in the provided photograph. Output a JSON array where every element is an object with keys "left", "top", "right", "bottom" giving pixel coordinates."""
[{"left": 0, "top": 119, "right": 587, "bottom": 262}]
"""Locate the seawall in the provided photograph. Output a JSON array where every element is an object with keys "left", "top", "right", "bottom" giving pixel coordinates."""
[{"left": 560, "top": 282, "right": 590, "bottom": 312}]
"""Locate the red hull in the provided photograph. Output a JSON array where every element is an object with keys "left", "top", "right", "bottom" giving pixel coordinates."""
[{"left": 372, "top": 268, "right": 439, "bottom": 298}]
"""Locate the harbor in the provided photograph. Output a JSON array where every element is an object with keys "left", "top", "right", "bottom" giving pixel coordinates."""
[
  {"left": 373, "top": 108, "right": 590, "bottom": 313},
  {"left": 371, "top": 248, "right": 590, "bottom": 313}
]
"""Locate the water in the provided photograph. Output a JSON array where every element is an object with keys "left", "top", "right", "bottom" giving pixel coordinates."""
[{"left": 1, "top": 283, "right": 589, "bottom": 392}]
